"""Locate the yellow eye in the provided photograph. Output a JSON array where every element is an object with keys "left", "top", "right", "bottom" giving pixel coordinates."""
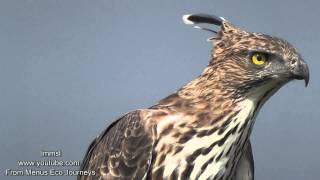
[{"left": 251, "top": 53, "right": 268, "bottom": 65}]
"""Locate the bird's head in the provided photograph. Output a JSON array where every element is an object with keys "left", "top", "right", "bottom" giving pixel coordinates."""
[{"left": 183, "top": 14, "right": 309, "bottom": 100}]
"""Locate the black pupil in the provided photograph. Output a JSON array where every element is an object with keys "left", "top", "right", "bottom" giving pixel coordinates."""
[{"left": 257, "top": 55, "right": 262, "bottom": 61}]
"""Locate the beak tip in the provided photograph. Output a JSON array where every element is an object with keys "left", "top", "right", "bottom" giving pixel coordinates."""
[
  {"left": 304, "top": 64, "right": 310, "bottom": 87},
  {"left": 305, "top": 79, "right": 309, "bottom": 87},
  {"left": 292, "top": 60, "right": 309, "bottom": 87}
]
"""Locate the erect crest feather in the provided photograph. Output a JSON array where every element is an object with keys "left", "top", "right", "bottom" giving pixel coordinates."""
[
  {"left": 182, "top": 13, "right": 223, "bottom": 34},
  {"left": 182, "top": 13, "right": 243, "bottom": 41}
]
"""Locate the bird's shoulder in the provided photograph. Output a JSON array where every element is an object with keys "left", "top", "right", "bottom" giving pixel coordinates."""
[{"left": 79, "top": 109, "right": 156, "bottom": 180}]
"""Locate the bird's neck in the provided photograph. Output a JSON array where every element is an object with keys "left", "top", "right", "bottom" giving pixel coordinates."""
[
  {"left": 153, "top": 65, "right": 280, "bottom": 133},
  {"left": 177, "top": 66, "right": 243, "bottom": 103}
]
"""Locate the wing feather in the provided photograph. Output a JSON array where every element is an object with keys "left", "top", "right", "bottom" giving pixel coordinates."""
[
  {"left": 232, "top": 140, "right": 254, "bottom": 180},
  {"left": 78, "top": 110, "right": 154, "bottom": 180}
]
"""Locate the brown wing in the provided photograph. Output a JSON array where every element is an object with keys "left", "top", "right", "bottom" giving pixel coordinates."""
[
  {"left": 78, "top": 110, "right": 154, "bottom": 180},
  {"left": 232, "top": 140, "right": 254, "bottom": 180}
]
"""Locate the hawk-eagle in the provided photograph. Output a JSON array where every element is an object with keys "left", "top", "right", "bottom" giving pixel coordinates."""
[{"left": 78, "top": 14, "right": 309, "bottom": 180}]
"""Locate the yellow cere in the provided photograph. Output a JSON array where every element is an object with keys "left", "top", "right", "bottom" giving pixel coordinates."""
[{"left": 251, "top": 53, "right": 267, "bottom": 65}]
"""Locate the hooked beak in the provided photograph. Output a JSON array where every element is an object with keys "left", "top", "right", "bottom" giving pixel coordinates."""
[{"left": 291, "top": 59, "right": 310, "bottom": 87}]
